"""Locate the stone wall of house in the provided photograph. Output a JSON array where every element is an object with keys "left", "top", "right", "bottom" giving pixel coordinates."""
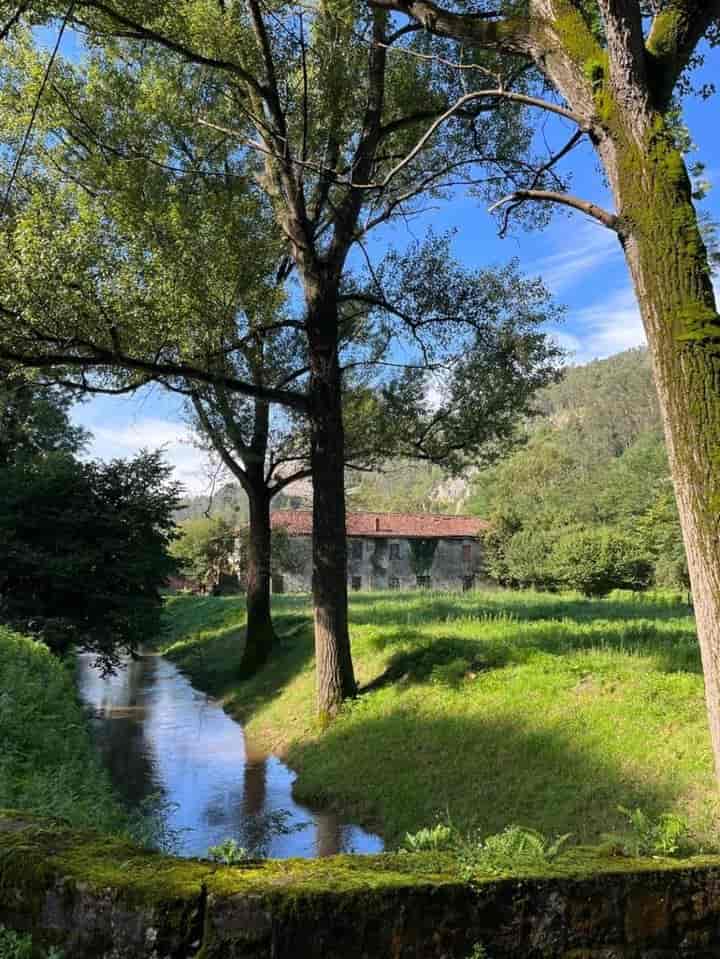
[
  {"left": 5, "top": 812, "right": 720, "bottom": 959},
  {"left": 271, "top": 536, "right": 484, "bottom": 593}
]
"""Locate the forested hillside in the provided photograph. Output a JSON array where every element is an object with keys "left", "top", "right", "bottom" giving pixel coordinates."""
[
  {"left": 468, "top": 348, "right": 685, "bottom": 590},
  {"left": 342, "top": 348, "right": 684, "bottom": 591}
]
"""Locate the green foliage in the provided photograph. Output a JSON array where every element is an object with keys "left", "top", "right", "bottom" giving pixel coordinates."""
[
  {"left": 347, "top": 461, "right": 454, "bottom": 513},
  {"left": 457, "top": 826, "right": 572, "bottom": 877},
  {"left": 0, "top": 369, "right": 87, "bottom": 468},
  {"left": 0, "top": 626, "right": 127, "bottom": 833},
  {"left": 0, "top": 449, "right": 181, "bottom": 668},
  {"left": 0, "top": 927, "right": 63, "bottom": 959},
  {"left": 603, "top": 806, "right": 693, "bottom": 858},
  {"left": 402, "top": 823, "right": 456, "bottom": 852},
  {"left": 408, "top": 538, "right": 438, "bottom": 575},
  {"left": 502, "top": 527, "right": 555, "bottom": 589},
  {"left": 170, "top": 515, "right": 236, "bottom": 589},
  {"left": 470, "top": 349, "right": 687, "bottom": 591},
  {"left": 0, "top": 926, "right": 33, "bottom": 959},
  {"left": 466, "top": 945, "right": 490, "bottom": 959},
  {"left": 207, "top": 838, "right": 251, "bottom": 865},
  {"left": 550, "top": 529, "right": 653, "bottom": 598}
]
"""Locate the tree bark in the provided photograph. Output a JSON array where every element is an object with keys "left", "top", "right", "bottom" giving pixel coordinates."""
[
  {"left": 606, "top": 113, "right": 720, "bottom": 775},
  {"left": 239, "top": 481, "right": 276, "bottom": 678},
  {"left": 306, "top": 285, "right": 357, "bottom": 718}
]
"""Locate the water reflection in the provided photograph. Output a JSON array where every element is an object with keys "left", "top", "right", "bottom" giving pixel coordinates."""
[{"left": 76, "top": 652, "right": 383, "bottom": 859}]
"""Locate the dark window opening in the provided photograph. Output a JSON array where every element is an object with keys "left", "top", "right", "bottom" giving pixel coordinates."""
[
  {"left": 272, "top": 574, "right": 285, "bottom": 594},
  {"left": 416, "top": 575, "right": 431, "bottom": 589},
  {"left": 389, "top": 542, "right": 400, "bottom": 559},
  {"left": 462, "top": 543, "right": 472, "bottom": 562},
  {"left": 462, "top": 575, "right": 475, "bottom": 592},
  {"left": 351, "top": 576, "right": 362, "bottom": 591},
  {"left": 389, "top": 576, "right": 400, "bottom": 590},
  {"left": 350, "top": 540, "right": 363, "bottom": 559}
]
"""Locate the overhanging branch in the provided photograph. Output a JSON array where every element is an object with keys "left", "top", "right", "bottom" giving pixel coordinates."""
[
  {"left": 0, "top": 343, "right": 309, "bottom": 411},
  {"left": 488, "top": 188, "right": 620, "bottom": 231}
]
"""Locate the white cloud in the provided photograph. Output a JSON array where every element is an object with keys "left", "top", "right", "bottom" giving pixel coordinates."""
[
  {"left": 85, "top": 418, "right": 216, "bottom": 495},
  {"left": 72, "top": 388, "right": 218, "bottom": 495},
  {"left": 551, "top": 286, "right": 646, "bottom": 365},
  {"left": 530, "top": 222, "right": 622, "bottom": 296}
]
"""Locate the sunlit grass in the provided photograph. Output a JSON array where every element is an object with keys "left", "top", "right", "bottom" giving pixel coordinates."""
[
  {"left": 0, "top": 627, "right": 128, "bottom": 833},
  {"left": 161, "top": 588, "right": 717, "bottom": 848}
]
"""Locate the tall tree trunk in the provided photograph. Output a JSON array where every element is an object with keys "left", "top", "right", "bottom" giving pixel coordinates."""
[
  {"left": 607, "top": 114, "right": 720, "bottom": 774},
  {"left": 306, "top": 288, "right": 357, "bottom": 718},
  {"left": 239, "top": 482, "right": 275, "bottom": 678}
]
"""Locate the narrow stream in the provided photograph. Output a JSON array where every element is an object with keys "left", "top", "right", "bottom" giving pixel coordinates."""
[{"left": 76, "top": 652, "right": 383, "bottom": 859}]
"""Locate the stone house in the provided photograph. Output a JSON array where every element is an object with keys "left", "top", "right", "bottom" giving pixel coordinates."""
[{"left": 268, "top": 510, "right": 488, "bottom": 593}]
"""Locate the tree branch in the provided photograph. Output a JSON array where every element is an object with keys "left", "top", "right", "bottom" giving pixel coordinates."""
[
  {"left": 0, "top": 2, "right": 29, "bottom": 40},
  {"left": 488, "top": 188, "right": 620, "bottom": 231},
  {"left": 0, "top": 342, "right": 309, "bottom": 411},
  {"left": 368, "top": 0, "right": 534, "bottom": 56},
  {"left": 352, "top": 89, "right": 591, "bottom": 191},
  {"left": 191, "top": 393, "right": 254, "bottom": 496},
  {"left": 646, "top": 0, "right": 720, "bottom": 109},
  {"left": 73, "top": 0, "right": 267, "bottom": 99}
]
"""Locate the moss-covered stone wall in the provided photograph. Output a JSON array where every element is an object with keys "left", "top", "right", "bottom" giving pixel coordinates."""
[{"left": 4, "top": 811, "right": 720, "bottom": 957}]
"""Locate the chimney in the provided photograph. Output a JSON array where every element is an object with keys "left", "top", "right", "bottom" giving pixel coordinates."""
[{"left": 375, "top": 516, "right": 380, "bottom": 532}]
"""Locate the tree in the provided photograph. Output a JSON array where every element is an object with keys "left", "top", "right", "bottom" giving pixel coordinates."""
[
  {"left": 187, "top": 381, "right": 313, "bottom": 675},
  {"left": 170, "top": 515, "right": 237, "bottom": 591},
  {"left": 550, "top": 528, "right": 653, "bottom": 598},
  {"left": 0, "top": 5, "right": 561, "bottom": 716},
  {"left": 0, "top": 449, "right": 181, "bottom": 668},
  {"left": 362, "top": 0, "right": 720, "bottom": 777},
  {"left": 0, "top": 366, "right": 87, "bottom": 466},
  {"left": 470, "top": 349, "right": 687, "bottom": 589}
]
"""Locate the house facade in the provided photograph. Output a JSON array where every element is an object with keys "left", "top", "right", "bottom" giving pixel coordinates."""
[{"left": 268, "top": 510, "right": 488, "bottom": 593}]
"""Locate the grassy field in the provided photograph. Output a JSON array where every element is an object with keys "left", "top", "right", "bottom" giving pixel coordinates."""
[
  {"left": 160, "top": 588, "right": 718, "bottom": 849},
  {"left": 0, "top": 626, "right": 128, "bottom": 833}
]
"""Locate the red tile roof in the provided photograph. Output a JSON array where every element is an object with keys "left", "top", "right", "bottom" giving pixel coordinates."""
[{"left": 270, "top": 509, "right": 488, "bottom": 539}]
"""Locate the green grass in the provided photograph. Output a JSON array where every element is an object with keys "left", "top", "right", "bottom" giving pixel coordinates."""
[
  {"left": 0, "top": 626, "right": 128, "bottom": 834},
  {"left": 160, "top": 588, "right": 718, "bottom": 849}
]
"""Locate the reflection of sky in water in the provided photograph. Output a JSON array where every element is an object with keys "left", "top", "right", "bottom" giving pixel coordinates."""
[{"left": 77, "top": 653, "right": 383, "bottom": 859}]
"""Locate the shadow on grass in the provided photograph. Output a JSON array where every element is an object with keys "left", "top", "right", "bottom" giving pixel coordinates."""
[
  {"left": 357, "top": 590, "right": 699, "bottom": 686},
  {"left": 361, "top": 616, "right": 701, "bottom": 690},
  {"left": 347, "top": 589, "right": 693, "bottom": 626},
  {"left": 161, "top": 594, "right": 315, "bottom": 718},
  {"left": 287, "top": 711, "right": 682, "bottom": 846}
]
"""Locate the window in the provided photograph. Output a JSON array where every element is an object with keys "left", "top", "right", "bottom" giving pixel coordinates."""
[
  {"left": 389, "top": 542, "right": 400, "bottom": 560},
  {"left": 350, "top": 540, "right": 363, "bottom": 560},
  {"left": 272, "top": 574, "right": 285, "bottom": 594},
  {"left": 416, "top": 575, "right": 431, "bottom": 589},
  {"left": 462, "top": 575, "right": 475, "bottom": 592},
  {"left": 462, "top": 543, "right": 472, "bottom": 563},
  {"left": 351, "top": 576, "right": 362, "bottom": 591},
  {"left": 388, "top": 576, "right": 400, "bottom": 590}
]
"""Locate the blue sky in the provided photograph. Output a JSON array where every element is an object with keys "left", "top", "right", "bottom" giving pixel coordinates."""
[{"left": 59, "top": 35, "right": 720, "bottom": 494}]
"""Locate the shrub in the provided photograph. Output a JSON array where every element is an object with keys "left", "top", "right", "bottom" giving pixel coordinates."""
[
  {"left": 549, "top": 528, "right": 653, "bottom": 598},
  {"left": 502, "top": 528, "right": 556, "bottom": 589},
  {"left": 603, "top": 806, "right": 693, "bottom": 858},
  {"left": 458, "top": 825, "right": 572, "bottom": 877},
  {"left": 0, "top": 925, "right": 63, "bottom": 959},
  {"left": 207, "top": 838, "right": 251, "bottom": 864},
  {"left": 402, "top": 823, "right": 456, "bottom": 851},
  {"left": 0, "top": 450, "right": 181, "bottom": 668}
]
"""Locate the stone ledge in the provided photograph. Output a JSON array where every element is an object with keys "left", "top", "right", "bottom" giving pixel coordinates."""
[{"left": 3, "top": 811, "right": 720, "bottom": 957}]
